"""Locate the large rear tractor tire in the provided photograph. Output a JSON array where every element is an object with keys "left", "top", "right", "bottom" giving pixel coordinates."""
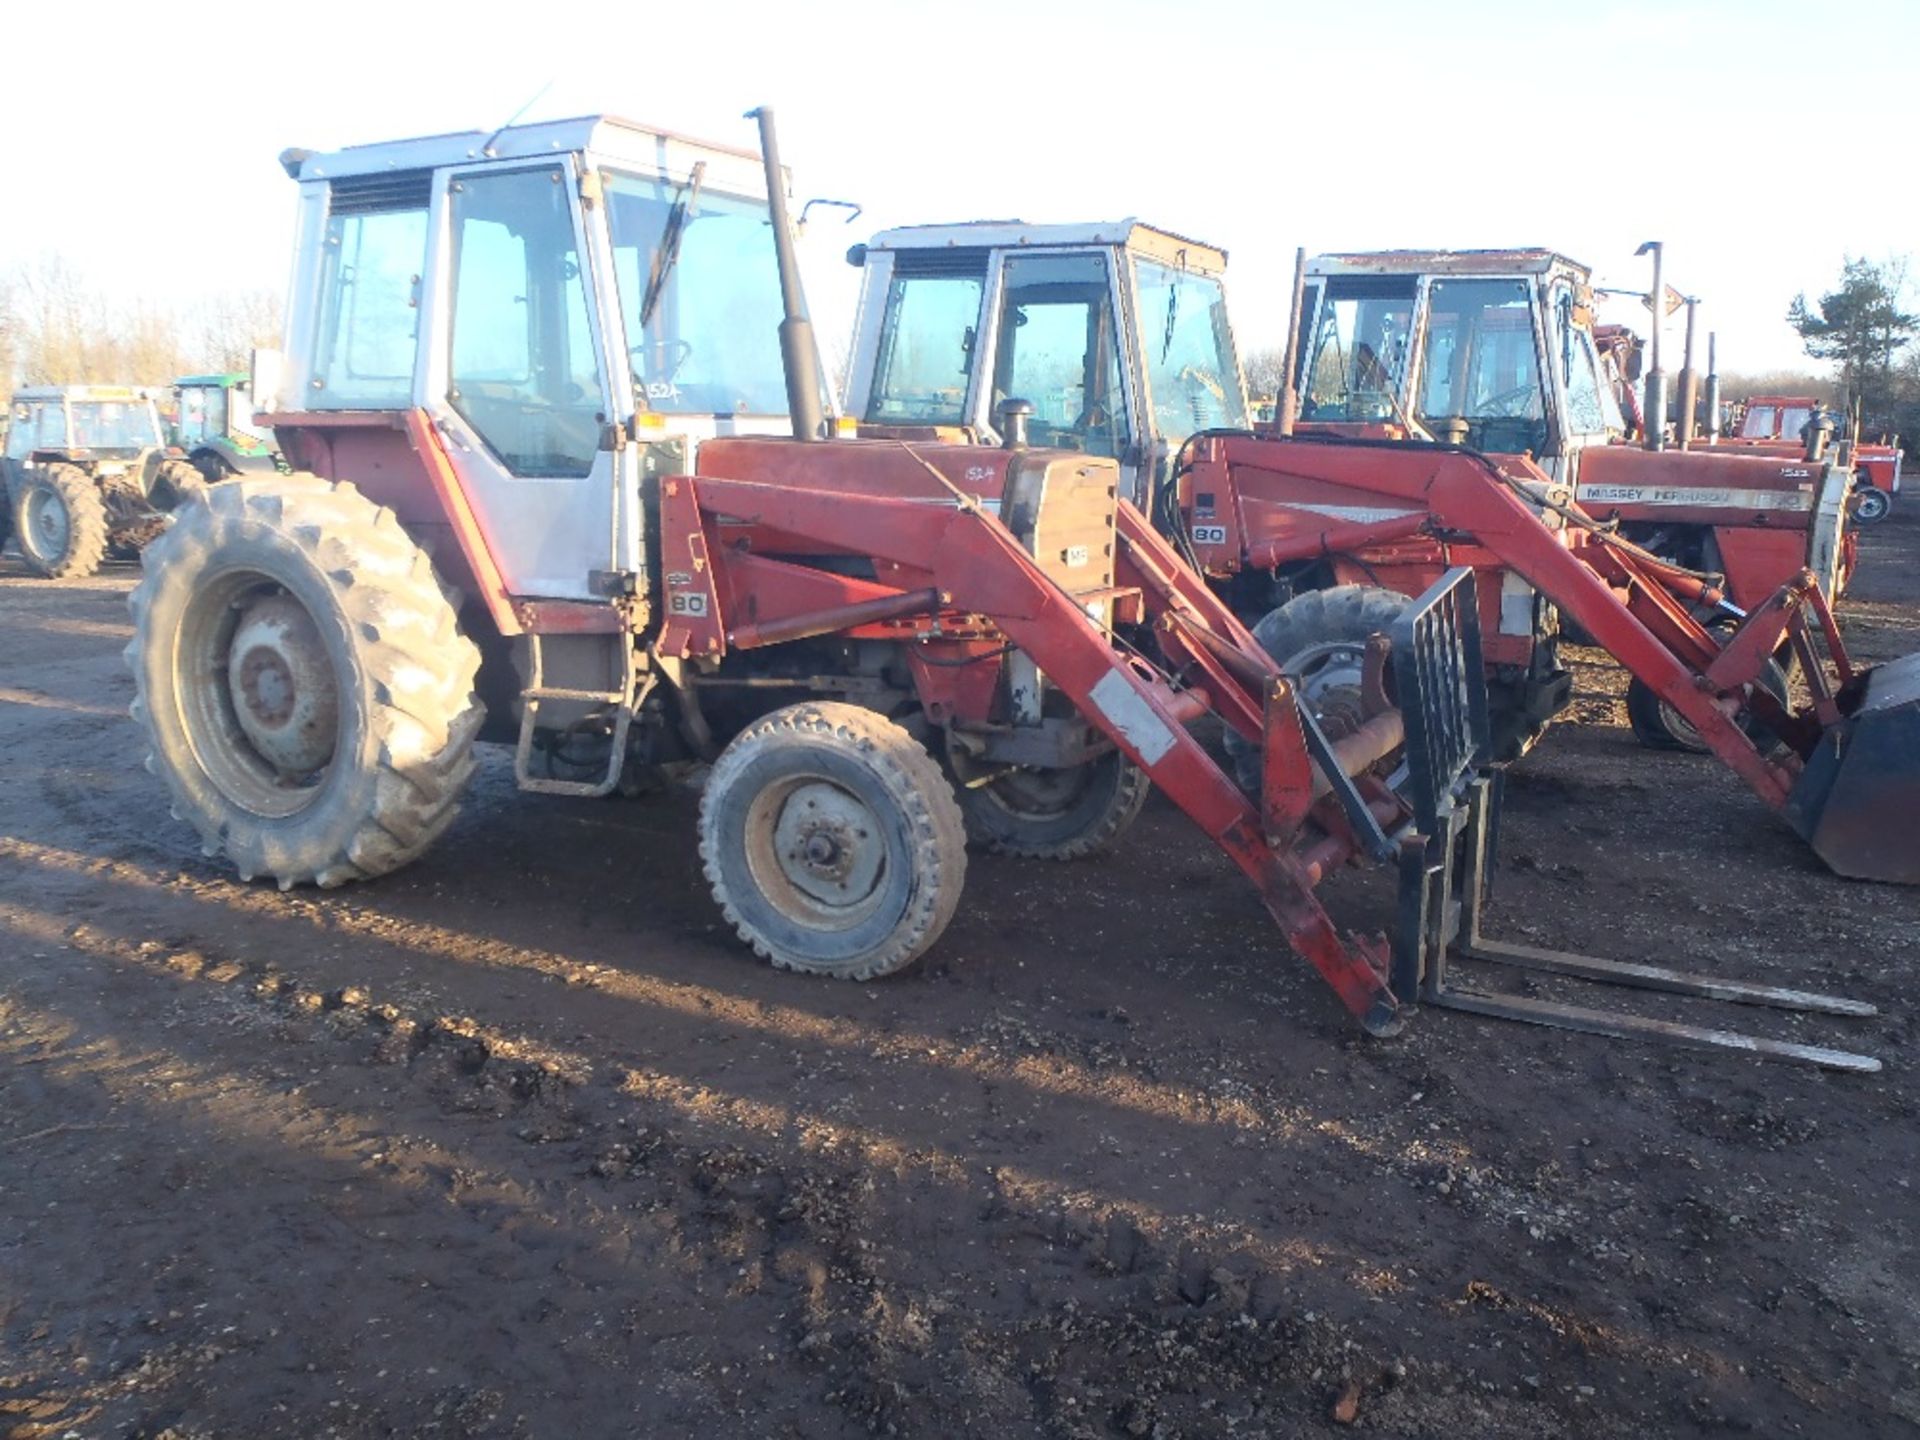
[
  {"left": 946, "top": 740, "right": 1150, "bottom": 860},
  {"left": 192, "top": 450, "right": 236, "bottom": 486},
  {"left": 700, "top": 702, "right": 967, "bottom": 980},
  {"left": 1226, "top": 585, "right": 1411, "bottom": 792},
  {"left": 150, "top": 459, "right": 210, "bottom": 513},
  {"left": 127, "top": 474, "right": 483, "bottom": 888},
  {"left": 0, "top": 462, "right": 13, "bottom": 555},
  {"left": 13, "top": 463, "right": 109, "bottom": 579}
]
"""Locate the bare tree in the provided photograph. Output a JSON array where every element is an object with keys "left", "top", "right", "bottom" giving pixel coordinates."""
[
  {"left": 1241, "top": 345, "right": 1289, "bottom": 401},
  {"left": 2, "top": 255, "right": 283, "bottom": 391}
]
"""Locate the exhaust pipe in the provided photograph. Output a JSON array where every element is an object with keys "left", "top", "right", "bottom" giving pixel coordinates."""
[
  {"left": 1636, "top": 241, "right": 1666, "bottom": 451},
  {"left": 1277, "top": 246, "right": 1307, "bottom": 436},
  {"left": 1704, "top": 332, "right": 1721, "bottom": 444},
  {"left": 1676, "top": 296, "right": 1699, "bottom": 449},
  {"left": 747, "top": 106, "right": 826, "bottom": 442}
]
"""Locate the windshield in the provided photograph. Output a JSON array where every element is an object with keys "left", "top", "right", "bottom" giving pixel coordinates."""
[
  {"left": 1740, "top": 404, "right": 1777, "bottom": 439},
  {"left": 864, "top": 259, "right": 985, "bottom": 424},
  {"left": 1134, "top": 258, "right": 1247, "bottom": 444},
  {"left": 69, "top": 399, "right": 160, "bottom": 452},
  {"left": 1301, "top": 277, "right": 1415, "bottom": 421},
  {"left": 605, "top": 172, "right": 796, "bottom": 417},
  {"left": 1416, "top": 278, "right": 1546, "bottom": 455}
]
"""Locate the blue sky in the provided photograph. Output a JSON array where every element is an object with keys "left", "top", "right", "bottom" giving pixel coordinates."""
[{"left": 7, "top": 0, "right": 1915, "bottom": 376}]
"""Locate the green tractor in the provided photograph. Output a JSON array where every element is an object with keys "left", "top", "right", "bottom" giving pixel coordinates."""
[
  {"left": 171, "top": 372, "right": 283, "bottom": 482},
  {"left": 2, "top": 385, "right": 205, "bottom": 579}
]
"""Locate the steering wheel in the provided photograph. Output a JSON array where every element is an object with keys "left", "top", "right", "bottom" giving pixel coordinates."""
[
  {"left": 1475, "top": 384, "right": 1539, "bottom": 419},
  {"left": 633, "top": 339, "right": 694, "bottom": 386},
  {"left": 1074, "top": 399, "right": 1113, "bottom": 434}
]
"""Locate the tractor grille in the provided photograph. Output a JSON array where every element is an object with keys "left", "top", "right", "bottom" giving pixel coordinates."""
[{"left": 1391, "top": 567, "right": 1490, "bottom": 834}]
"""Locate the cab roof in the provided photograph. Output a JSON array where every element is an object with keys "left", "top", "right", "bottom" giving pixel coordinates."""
[
  {"left": 9, "top": 384, "right": 157, "bottom": 403},
  {"left": 1307, "top": 248, "right": 1591, "bottom": 282},
  {"left": 864, "top": 219, "right": 1228, "bottom": 274},
  {"left": 280, "top": 114, "right": 782, "bottom": 198}
]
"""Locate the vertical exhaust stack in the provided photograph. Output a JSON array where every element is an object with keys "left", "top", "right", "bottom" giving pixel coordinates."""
[
  {"left": 1676, "top": 296, "right": 1700, "bottom": 449},
  {"left": 1637, "top": 241, "right": 1666, "bottom": 451},
  {"left": 748, "top": 106, "right": 826, "bottom": 442},
  {"left": 1704, "top": 332, "right": 1721, "bottom": 444},
  {"left": 1277, "top": 246, "right": 1307, "bottom": 436}
]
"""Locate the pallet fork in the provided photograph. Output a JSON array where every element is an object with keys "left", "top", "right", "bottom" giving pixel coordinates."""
[{"left": 1388, "top": 571, "right": 1880, "bottom": 1073}]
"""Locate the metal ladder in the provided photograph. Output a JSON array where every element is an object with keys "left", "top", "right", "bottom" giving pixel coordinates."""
[{"left": 512, "top": 633, "right": 639, "bottom": 798}]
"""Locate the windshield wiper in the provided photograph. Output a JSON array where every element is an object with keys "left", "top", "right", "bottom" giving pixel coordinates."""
[{"left": 639, "top": 161, "right": 706, "bottom": 330}]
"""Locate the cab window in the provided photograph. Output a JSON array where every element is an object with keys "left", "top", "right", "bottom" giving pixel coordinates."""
[
  {"left": 447, "top": 166, "right": 604, "bottom": 478},
  {"left": 988, "top": 252, "right": 1127, "bottom": 457},
  {"left": 1302, "top": 277, "right": 1415, "bottom": 421},
  {"left": 1134, "top": 258, "right": 1247, "bottom": 444},
  {"left": 865, "top": 257, "right": 986, "bottom": 424},
  {"left": 312, "top": 189, "right": 429, "bottom": 409},
  {"left": 1416, "top": 278, "right": 1546, "bottom": 455}
]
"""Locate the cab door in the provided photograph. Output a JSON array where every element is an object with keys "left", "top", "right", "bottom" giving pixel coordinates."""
[
  {"left": 423, "top": 159, "right": 622, "bottom": 601},
  {"left": 971, "top": 247, "right": 1149, "bottom": 505}
]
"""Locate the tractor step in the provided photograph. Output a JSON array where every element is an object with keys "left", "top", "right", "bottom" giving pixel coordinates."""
[
  {"left": 512, "top": 632, "right": 639, "bottom": 798},
  {"left": 1387, "top": 573, "right": 1879, "bottom": 1074}
]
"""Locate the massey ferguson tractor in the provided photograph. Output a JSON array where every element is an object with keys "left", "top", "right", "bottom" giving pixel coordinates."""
[
  {"left": 3, "top": 385, "right": 206, "bottom": 578},
  {"left": 842, "top": 230, "right": 1857, "bottom": 755},
  {"left": 1718, "top": 394, "right": 1901, "bottom": 524},
  {"left": 126, "top": 111, "right": 1905, "bottom": 1071}
]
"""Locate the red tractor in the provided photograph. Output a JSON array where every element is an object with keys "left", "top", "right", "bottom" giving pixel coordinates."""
[
  {"left": 1719, "top": 395, "right": 1901, "bottom": 525},
  {"left": 127, "top": 113, "right": 1900, "bottom": 1068}
]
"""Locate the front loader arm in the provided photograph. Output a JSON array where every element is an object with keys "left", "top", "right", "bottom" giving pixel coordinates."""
[{"left": 677, "top": 473, "right": 1403, "bottom": 1029}]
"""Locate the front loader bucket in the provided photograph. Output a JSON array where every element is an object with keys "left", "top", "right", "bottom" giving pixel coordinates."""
[{"left": 1786, "top": 652, "right": 1920, "bottom": 883}]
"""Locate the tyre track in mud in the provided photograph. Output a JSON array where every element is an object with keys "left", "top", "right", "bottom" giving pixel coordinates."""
[{"left": 3, "top": 543, "right": 1920, "bottom": 1437}]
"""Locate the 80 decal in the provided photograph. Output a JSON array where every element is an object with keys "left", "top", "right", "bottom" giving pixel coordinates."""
[{"left": 1190, "top": 524, "right": 1229, "bottom": 546}]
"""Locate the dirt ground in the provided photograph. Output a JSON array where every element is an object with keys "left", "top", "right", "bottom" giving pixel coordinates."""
[{"left": 2, "top": 509, "right": 1918, "bottom": 1440}]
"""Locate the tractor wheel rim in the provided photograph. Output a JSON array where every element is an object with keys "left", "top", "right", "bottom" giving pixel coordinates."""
[
  {"left": 947, "top": 737, "right": 1096, "bottom": 820},
  {"left": 1282, "top": 641, "right": 1371, "bottom": 740},
  {"left": 176, "top": 572, "right": 342, "bottom": 818},
  {"left": 1657, "top": 698, "right": 1705, "bottom": 751},
  {"left": 226, "top": 593, "right": 341, "bottom": 777},
  {"left": 748, "top": 777, "right": 888, "bottom": 926},
  {"left": 23, "top": 486, "right": 70, "bottom": 560}
]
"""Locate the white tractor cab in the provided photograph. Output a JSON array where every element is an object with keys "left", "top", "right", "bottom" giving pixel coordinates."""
[
  {"left": 2, "top": 384, "right": 204, "bottom": 579},
  {"left": 843, "top": 220, "right": 1248, "bottom": 511},
  {"left": 1293, "top": 250, "right": 1855, "bottom": 612}
]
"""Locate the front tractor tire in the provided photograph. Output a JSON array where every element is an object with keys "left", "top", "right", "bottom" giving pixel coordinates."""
[
  {"left": 13, "top": 463, "right": 109, "bottom": 579},
  {"left": 127, "top": 474, "right": 483, "bottom": 889},
  {"left": 700, "top": 702, "right": 967, "bottom": 980},
  {"left": 1854, "top": 487, "right": 1892, "bottom": 525}
]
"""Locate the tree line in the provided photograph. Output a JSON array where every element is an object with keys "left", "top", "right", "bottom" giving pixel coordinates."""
[{"left": 0, "top": 255, "right": 281, "bottom": 389}]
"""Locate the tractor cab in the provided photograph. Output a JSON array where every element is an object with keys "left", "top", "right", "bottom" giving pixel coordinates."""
[
  {"left": 171, "top": 373, "right": 282, "bottom": 479},
  {"left": 5, "top": 385, "right": 168, "bottom": 476},
  {"left": 261, "top": 114, "right": 825, "bottom": 607},
  {"left": 1296, "top": 250, "right": 1625, "bottom": 470},
  {"left": 844, "top": 220, "right": 1249, "bottom": 509},
  {"left": 1296, "top": 250, "right": 1855, "bottom": 609}
]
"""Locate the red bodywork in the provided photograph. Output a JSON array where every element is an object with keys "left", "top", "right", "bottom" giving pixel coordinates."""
[
  {"left": 262, "top": 406, "right": 1872, "bottom": 1026},
  {"left": 1180, "top": 431, "right": 1849, "bottom": 809},
  {"left": 1720, "top": 394, "right": 1903, "bottom": 497}
]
